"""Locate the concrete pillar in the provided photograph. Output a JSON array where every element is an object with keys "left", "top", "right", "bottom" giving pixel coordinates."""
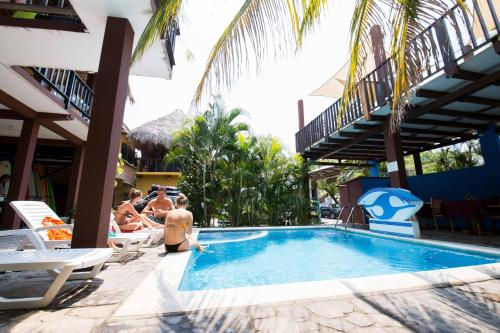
[
  {"left": 0, "top": 119, "right": 39, "bottom": 229},
  {"left": 413, "top": 152, "right": 423, "bottom": 175},
  {"left": 383, "top": 118, "right": 408, "bottom": 188},
  {"left": 72, "top": 17, "right": 134, "bottom": 248},
  {"left": 369, "top": 161, "right": 380, "bottom": 177},
  {"left": 298, "top": 99, "right": 305, "bottom": 130},
  {"left": 64, "top": 146, "right": 85, "bottom": 216}
]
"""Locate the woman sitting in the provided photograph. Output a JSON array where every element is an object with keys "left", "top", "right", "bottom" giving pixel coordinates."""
[
  {"left": 114, "top": 189, "right": 162, "bottom": 232},
  {"left": 164, "top": 193, "right": 205, "bottom": 253}
]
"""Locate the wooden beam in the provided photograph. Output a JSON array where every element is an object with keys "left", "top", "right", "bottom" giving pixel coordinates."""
[
  {"left": 0, "top": 119, "right": 39, "bottom": 229},
  {"left": 430, "top": 108, "right": 500, "bottom": 122},
  {"left": 452, "top": 69, "right": 500, "bottom": 86},
  {"left": 72, "top": 17, "right": 134, "bottom": 249},
  {"left": 405, "top": 118, "right": 488, "bottom": 130},
  {"left": 401, "top": 126, "right": 468, "bottom": 137},
  {"left": 416, "top": 88, "right": 500, "bottom": 106},
  {"left": 36, "top": 113, "right": 73, "bottom": 121},
  {"left": 409, "top": 70, "right": 500, "bottom": 120},
  {"left": 0, "top": 89, "right": 84, "bottom": 146},
  {"left": 0, "top": 136, "right": 72, "bottom": 146},
  {"left": 0, "top": 109, "right": 23, "bottom": 120},
  {"left": 383, "top": 118, "right": 408, "bottom": 188}
]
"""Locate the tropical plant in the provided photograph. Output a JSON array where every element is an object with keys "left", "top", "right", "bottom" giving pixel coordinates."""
[
  {"left": 134, "top": 0, "right": 466, "bottom": 125},
  {"left": 166, "top": 98, "right": 310, "bottom": 226}
]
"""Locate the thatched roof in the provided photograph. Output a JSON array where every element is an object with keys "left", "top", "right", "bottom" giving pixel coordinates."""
[{"left": 128, "top": 109, "right": 189, "bottom": 147}]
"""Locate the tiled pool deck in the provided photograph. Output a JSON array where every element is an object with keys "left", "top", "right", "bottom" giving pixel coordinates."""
[{"left": 1, "top": 231, "right": 499, "bottom": 333}]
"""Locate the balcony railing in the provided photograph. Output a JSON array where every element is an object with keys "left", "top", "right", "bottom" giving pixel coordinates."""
[
  {"left": 165, "top": 18, "right": 179, "bottom": 67},
  {"left": 139, "top": 159, "right": 181, "bottom": 173},
  {"left": 120, "top": 144, "right": 138, "bottom": 168},
  {"left": 296, "top": 0, "right": 500, "bottom": 153},
  {"left": 30, "top": 67, "right": 94, "bottom": 119},
  {"left": 0, "top": 0, "right": 84, "bottom": 28}
]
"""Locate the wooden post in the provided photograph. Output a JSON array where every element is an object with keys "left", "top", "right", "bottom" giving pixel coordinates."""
[
  {"left": 413, "top": 152, "right": 423, "bottom": 176},
  {"left": 0, "top": 119, "right": 39, "bottom": 229},
  {"left": 383, "top": 118, "right": 408, "bottom": 188},
  {"left": 72, "top": 17, "right": 134, "bottom": 248},
  {"left": 370, "top": 25, "right": 389, "bottom": 104},
  {"left": 64, "top": 146, "right": 85, "bottom": 216},
  {"left": 298, "top": 100, "right": 305, "bottom": 130}
]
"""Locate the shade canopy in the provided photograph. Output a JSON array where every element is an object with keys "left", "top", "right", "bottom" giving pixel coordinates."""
[
  {"left": 128, "top": 109, "right": 189, "bottom": 148},
  {"left": 310, "top": 51, "right": 390, "bottom": 98}
]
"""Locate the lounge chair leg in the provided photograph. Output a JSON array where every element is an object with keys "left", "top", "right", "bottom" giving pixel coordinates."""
[
  {"left": 0, "top": 264, "right": 76, "bottom": 310},
  {"left": 448, "top": 218, "right": 454, "bottom": 233}
]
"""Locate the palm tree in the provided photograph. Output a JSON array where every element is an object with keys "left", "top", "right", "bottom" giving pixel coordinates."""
[{"left": 133, "top": 0, "right": 466, "bottom": 125}]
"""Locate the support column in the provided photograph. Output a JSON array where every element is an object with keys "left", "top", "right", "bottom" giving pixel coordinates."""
[
  {"left": 369, "top": 161, "right": 380, "bottom": 177},
  {"left": 64, "top": 146, "right": 85, "bottom": 216},
  {"left": 413, "top": 152, "right": 423, "bottom": 176},
  {"left": 298, "top": 99, "right": 305, "bottom": 130},
  {"left": 72, "top": 17, "right": 134, "bottom": 248},
  {"left": 383, "top": 118, "right": 408, "bottom": 188},
  {"left": 0, "top": 119, "right": 39, "bottom": 229}
]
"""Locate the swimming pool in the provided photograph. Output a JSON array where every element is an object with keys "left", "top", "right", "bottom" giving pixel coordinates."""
[{"left": 179, "top": 228, "right": 500, "bottom": 291}]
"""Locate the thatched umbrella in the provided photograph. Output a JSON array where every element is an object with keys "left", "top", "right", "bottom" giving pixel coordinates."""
[{"left": 128, "top": 109, "right": 189, "bottom": 148}]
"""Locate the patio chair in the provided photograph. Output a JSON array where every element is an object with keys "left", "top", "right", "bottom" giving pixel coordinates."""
[
  {"left": 0, "top": 231, "right": 113, "bottom": 310},
  {"left": 109, "top": 215, "right": 164, "bottom": 247},
  {"left": 9, "top": 201, "right": 148, "bottom": 262},
  {"left": 430, "top": 198, "right": 447, "bottom": 231}
]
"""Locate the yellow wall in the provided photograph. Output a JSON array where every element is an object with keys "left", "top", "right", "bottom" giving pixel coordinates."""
[{"left": 135, "top": 172, "right": 182, "bottom": 194}]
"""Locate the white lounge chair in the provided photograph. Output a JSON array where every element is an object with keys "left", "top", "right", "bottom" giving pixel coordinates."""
[
  {"left": 109, "top": 216, "right": 164, "bottom": 247},
  {"left": 9, "top": 201, "right": 148, "bottom": 262},
  {"left": 0, "top": 230, "right": 113, "bottom": 310}
]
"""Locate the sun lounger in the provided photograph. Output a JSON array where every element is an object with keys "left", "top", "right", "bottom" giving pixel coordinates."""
[
  {"left": 0, "top": 239, "right": 113, "bottom": 310},
  {"left": 109, "top": 216, "right": 164, "bottom": 247},
  {"left": 9, "top": 201, "right": 148, "bottom": 262}
]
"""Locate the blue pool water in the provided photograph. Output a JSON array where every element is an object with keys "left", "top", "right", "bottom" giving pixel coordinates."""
[{"left": 179, "top": 228, "right": 499, "bottom": 291}]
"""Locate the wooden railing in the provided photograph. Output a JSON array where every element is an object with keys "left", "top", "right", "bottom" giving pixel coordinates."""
[
  {"left": 0, "top": 0, "right": 82, "bottom": 22},
  {"left": 32, "top": 67, "right": 94, "bottom": 119},
  {"left": 165, "top": 18, "right": 179, "bottom": 67},
  {"left": 296, "top": 0, "right": 500, "bottom": 153},
  {"left": 139, "top": 159, "right": 181, "bottom": 172}
]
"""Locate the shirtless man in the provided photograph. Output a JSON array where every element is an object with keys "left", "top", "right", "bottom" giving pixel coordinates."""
[
  {"left": 164, "top": 193, "right": 205, "bottom": 253},
  {"left": 142, "top": 187, "right": 174, "bottom": 224}
]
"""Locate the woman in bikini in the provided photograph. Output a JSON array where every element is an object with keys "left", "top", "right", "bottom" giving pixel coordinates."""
[
  {"left": 114, "top": 189, "right": 163, "bottom": 232},
  {"left": 164, "top": 193, "right": 205, "bottom": 253}
]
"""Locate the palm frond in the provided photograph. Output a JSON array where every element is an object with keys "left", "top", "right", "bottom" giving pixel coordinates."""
[
  {"left": 132, "top": 0, "right": 183, "bottom": 64},
  {"left": 192, "top": 0, "right": 304, "bottom": 106}
]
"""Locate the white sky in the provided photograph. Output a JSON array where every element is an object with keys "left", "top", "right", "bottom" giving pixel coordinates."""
[{"left": 124, "top": 0, "right": 355, "bottom": 153}]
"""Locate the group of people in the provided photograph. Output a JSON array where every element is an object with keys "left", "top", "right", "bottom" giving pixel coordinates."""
[{"left": 114, "top": 187, "right": 204, "bottom": 253}]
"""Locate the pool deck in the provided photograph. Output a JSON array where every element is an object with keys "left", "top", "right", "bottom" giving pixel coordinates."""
[{"left": 1, "top": 231, "right": 499, "bottom": 333}]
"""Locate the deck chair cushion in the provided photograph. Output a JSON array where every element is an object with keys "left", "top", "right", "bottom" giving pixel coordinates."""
[{"left": 41, "top": 216, "right": 72, "bottom": 240}]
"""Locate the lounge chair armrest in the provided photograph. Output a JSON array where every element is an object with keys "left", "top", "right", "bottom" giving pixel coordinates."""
[
  {"left": 34, "top": 224, "right": 74, "bottom": 232},
  {"left": 0, "top": 229, "right": 36, "bottom": 237},
  {"left": 0, "top": 229, "right": 47, "bottom": 250}
]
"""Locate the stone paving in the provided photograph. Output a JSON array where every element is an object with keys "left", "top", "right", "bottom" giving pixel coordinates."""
[{"left": 0, "top": 234, "right": 499, "bottom": 333}]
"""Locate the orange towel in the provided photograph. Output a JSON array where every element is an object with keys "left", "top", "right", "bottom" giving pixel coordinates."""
[{"left": 41, "top": 216, "right": 72, "bottom": 240}]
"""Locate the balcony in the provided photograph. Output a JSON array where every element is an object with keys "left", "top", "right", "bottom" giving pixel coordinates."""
[
  {"left": 26, "top": 66, "right": 94, "bottom": 120},
  {"left": 0, "top": 0, "right": 86, "bottom": 32},
  {"left": 120, "top": 143, "right": 138, "bottom": 168},
  {"left": 296, "top": 0, "right": 500, "bottom": 156},
  {"left": 165, "top": 18, "right": 179, "bottom": 67},
  {"left": 138, "top": 159, "right": 181, "bottom": 173}
]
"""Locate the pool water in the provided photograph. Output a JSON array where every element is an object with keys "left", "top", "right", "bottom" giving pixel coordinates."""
[{"left": 179, "top": 228, "right": 499, "bottom": 291}]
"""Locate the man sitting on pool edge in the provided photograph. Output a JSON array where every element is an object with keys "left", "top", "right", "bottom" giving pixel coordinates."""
[{"left": 164, "top": 193, "right": 206, "bottom": 253}]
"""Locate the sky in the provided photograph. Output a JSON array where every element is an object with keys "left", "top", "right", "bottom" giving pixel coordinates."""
[{"left": 124, "top": 0, "right": 356, "bottom": 153}]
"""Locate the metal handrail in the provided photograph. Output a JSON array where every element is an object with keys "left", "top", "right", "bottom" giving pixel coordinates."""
[
  {"left": 32, "top": 67, "right": 94, "bottom": 119},
  {"left": 296, "top": 0, "right": 500, "bottom": 153}
]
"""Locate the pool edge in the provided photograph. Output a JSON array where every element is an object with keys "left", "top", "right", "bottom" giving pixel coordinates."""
[{"left": 113, "top": 226, "right": 500, "bottom": 316}]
